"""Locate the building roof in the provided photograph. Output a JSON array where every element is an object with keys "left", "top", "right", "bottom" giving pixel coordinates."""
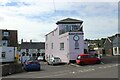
[
  {"left": 104, "top": 33, "right": 120, "bottom": 44},
  {"left": 56, "top": 18, "right": 83, "bottom": 24},
  {"left": 20, "top": 42, "right": 45, "bottom": 49},
  {"left": 0, "top": 29, "right": 17, "bottom": 31}
]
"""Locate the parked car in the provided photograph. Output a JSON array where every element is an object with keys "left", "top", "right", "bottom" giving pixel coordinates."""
[
  {"left": 37, "top": 56, "right": 44, "bottom": 61},
  {"left": 47, "top": 57, "right": 61, "bottom": 65},
  {"left": 76, "top": 54, "right": 101, "bottom": 66},
  {"left": 23, "top": 57, "right": 41, "bottom": 71}
]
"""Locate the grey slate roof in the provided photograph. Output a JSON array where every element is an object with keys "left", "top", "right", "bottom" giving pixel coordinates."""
[
  {"left": 56, "top": 18, "right": 83, "bottom": 24},
  {"left": 108, "top": 33, "right": 120, "bottom": 42},
  {"left": 20, "top": 42, "right": 45, "bottom": 49}
]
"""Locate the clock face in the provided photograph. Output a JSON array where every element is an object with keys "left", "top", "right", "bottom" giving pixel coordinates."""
[{"left": 73, "top": 35, "right": 79, "bottom": 41}]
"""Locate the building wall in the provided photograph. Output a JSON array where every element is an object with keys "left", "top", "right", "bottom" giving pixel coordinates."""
[
  {"left": 0, "top": 47, "right": 17, "bottom": 62},
  {"left": 45, "top": 27, "right": 60, "bottom": 61},
  {"left": 0, "top": 30, "right": 2, "bottom": 46},
  {"left": 113, "top": 37, "right": 120, "bottom": 55},
  {"left": 9, "top": 30, "right": 18, "bottom": 47},
  {"left": 104, "top": 39, "right": 113, "bottom": 56},
  {"left": 0, "top": 29, "right": 18, "bottom": 62},
  {"left": 45, "top": 25, "right": 84, "bottom": 63},
  {"left": 69, "top": 32, "right": 84, "bottom": 60}
]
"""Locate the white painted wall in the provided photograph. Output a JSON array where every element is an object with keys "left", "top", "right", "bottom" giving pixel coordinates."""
[
  {"left": 45, "top": 25, "right": 84, "bottom": 63},
  {"left": 69, "top": 32, "right": 84, "bottom": 60},
  {"left": 0, "top": 47, "right": 17, "bottom": 62}
]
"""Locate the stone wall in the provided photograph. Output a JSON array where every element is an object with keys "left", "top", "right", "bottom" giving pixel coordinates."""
[{"left": 2, "top": 63, "right": 24, "bottom": 76}]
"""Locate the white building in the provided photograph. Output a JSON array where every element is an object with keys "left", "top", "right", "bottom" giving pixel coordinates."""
[
  {"left": 113, "top": 34, "right": 120, "bottom": 56},
  {"left": 45, "top": 18, "right": 85, "bottom": 63},
  {"left": 20, "top": 40, "right": 45, "bottom": 63},
  {"left": 0, "top": 29, "right": 18, "bottom": 63}
]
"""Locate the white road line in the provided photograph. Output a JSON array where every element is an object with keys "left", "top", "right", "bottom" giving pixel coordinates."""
[
  {"left": 70, "top": 64, "right": 81, "bottom": 67},
  {"left": 103, "top": 67, "right": 107, "bottom": 68},
  {"left": 99, "top": 67, "right": 103, "bottom": 69},
  {"left": 107, "top": 65, "right": 113, "bottom": 68},
  {"left": 78, "top": 70, "right": 83, "bottom": 72},
  {"left": 91, "top": 69, "right": 95, "bottom": 71}
]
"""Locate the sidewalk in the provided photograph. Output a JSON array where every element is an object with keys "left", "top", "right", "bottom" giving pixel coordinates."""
[{"left": 101, "top": 56, "right": 119, "bottom": 64}]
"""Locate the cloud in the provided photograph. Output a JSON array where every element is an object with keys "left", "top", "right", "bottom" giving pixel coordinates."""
[{"left": 0, "top": 0, "right": 118, "bottom": 42}]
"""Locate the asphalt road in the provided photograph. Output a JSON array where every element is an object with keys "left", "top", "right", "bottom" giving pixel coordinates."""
[{"left": 2, "top": 56, "right": 120, "bottom": 79}]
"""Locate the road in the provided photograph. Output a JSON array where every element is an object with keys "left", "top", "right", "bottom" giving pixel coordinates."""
[{"left": 2, "top": 56, "right": 120, "bottom": 79}]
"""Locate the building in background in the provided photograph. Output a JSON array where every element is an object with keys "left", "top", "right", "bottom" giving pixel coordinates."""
[
  {"left": 45, "top": 18, "right": 84, "bottom": 63},
  {"left": 0, "top": 29, "right": 18, "bottom": 63},
  {"left": 104, "top": 33, "right": 120, "bottom": 56},
  {"left": 20, "top": 39, "right": 45, "bottom": 62},
  {"left": 112, "top": 34, "right": 120, "bottom": 56}
]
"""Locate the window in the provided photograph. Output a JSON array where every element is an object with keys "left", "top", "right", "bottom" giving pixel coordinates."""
[
  {"left": 2, "top": 52, "right": 6, "bottom": 59},
  {"left": 72, "top": 25, "right": 79, "bottom": 31},
  {"left": 52, "top": 31, "right": 54, "bottom": 36},
  {"left": 26, "top": 49, "right": 29, "bottom": 52},
  {"left": 119, "top": 48, "right": 120, "bottom": 54},
  {"left": 65, "top": 25, "right": 71, "bottom": 32},
  {"left": 2, "top": 40, "right": 8, "bottom": 46},
  {"left": 60, "top": 43, "right": 64, "bottom": 50},
  {"left": 46, "top": 35, "right": 48, "bottom": 41},
  {"left": 51, "top": 43, "right": 53, "bottom": 49},
  {"left": 3, "top": 32, "right": 9, "bottom": 36},
  {"left": 75, "top": 41, "right": 79, "bottom": 49},
  {"left": 114, "top": 47, "right": 117, "bottom": 54},
  {"left": 46, "top": 44, "right": 48, "bottom": 49}
]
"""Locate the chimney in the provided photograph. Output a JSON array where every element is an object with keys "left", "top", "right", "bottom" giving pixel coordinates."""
[
  {"left": 21, "top": 39, "right": 23, "bottom": 43},
  {"left": 30, "top": 40, "right": 32, "bottom": 43}
]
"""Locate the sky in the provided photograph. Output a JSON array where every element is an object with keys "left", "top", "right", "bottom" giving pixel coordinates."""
[{"left": 0, "top": 0, "right": 119, "bottom": 43}]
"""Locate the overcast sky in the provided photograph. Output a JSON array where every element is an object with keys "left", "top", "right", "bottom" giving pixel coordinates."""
[{"left": 0, "top": 0, "right": 119, "bottom": 43}]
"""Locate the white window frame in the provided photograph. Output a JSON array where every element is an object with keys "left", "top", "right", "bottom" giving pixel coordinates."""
[{"left": 60, "top": 43, "right": 64, "bottom": 50}]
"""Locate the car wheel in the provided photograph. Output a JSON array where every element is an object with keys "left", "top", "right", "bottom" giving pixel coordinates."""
[{"left": 80, "top": 62, "right": 84, "bottom": 66}]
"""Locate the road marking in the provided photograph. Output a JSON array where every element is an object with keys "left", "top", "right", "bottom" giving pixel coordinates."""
[
  {"left": 99, "top": 67, "right": 103, "bottom": 69},
  {"left": 70, "top": 63, "right": 81, "bottom": 67},
  {"left": 106, "top": 65, "right": 112, "bottom": 68},
  {"left": 78, "top": 70, "right": 83, "bottom": 72}
]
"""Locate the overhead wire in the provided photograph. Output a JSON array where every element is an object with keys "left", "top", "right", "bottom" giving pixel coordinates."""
[{"left": 53, "top": 0, "right": 56, "bottom": 12}]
